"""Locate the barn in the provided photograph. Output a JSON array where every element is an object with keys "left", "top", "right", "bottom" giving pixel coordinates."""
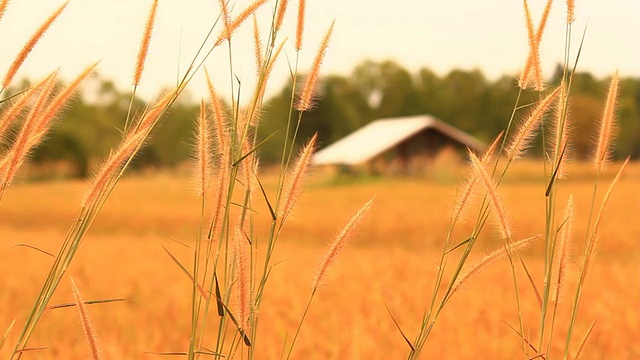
[{"left": 311, "top": 115, "right": 486, "bottom": 174}]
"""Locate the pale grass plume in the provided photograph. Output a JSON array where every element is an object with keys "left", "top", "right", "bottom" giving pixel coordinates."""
[
  {"left": 133, "top": 0, "right": 158, "bottom": 86},
  {"left": 451, "top": 235, "right": 539, "bottom": 294},
  {"left": 550, "top": 82, "right": 571, "bottom": 178},
  {"left": 134, "top": 88, "right": 177, "bottom": 134},
  {"left": 451, "top": 131, "right": 503, "bottom": 224},
  {"left": 70, "top": 278, "right": 103, "bottom": 360},
  {"left": 567, "top": 0, "right": 575, "bottom": 24},
  {"left": 215, "top": 0, "right": 267, "bottom": 46},
  {"left": 28, "top": 63, "right": 98, "bottom": 144},
  {"left": 582, "top": 157, "right": 628, "bottom": 278},
  {"left": 2, "top": 0, "right": 69, "bottom": 89},
  {"left": 217, "top": 0, "right": 232, "bottom": 45},
  {"left": 0, "top": 73, "right": 55, "bottom": 144},
  {"left": 506, "top": 86, "right": 561, "bottom": 160},
  {"left": 278, "top": 134, "right": 317, "bottom": 223},
  {"left": 204, "top": 68, "right": 230, "bottom": 153},
  {"left": 551, "top": 195, "right": 574, "bottom": 302},
  {"left": 83, "top": 131, "right": 146, "bottom": 206},
  {"left": 1, "top": 74, "right": 57, "bottom": 186},
  {"left": 594, "top": 72, "right": 619, "bottom": 171},
  {"left": 0, "top": 0, "right": 9, "bottom": 24},
  {"left": 519, "top": 0, "right": 553, "bottom": 90},
  {"left": 519, "top": 0, "right": 542, "bottom": 90},
  {"left": 313, "top": 198, "right": 375, "bottom": 289},
  {"left": 253, "top": 14, "right": 263, "bottom": 71},
  {"left": 195, "top": 100, "right": 212, "bottom": 198},
  {"left": 245, "top": 40, "right": 285, "bottom": 127},
  {"left": 274, "top": 0, "right": 289, "bottom": 32},
  {"left": 468, "top": 150, "right": 511, "bottom": 240},
  {"left": 295, "top": 0, "right": 305, "bottom": 50},
  {"left": 209, "top": 147, "right": 230, "bottom": 242},
  {"left": 234, "top": 225, "right": 250, "bottom": 331},
  {"left": 296, "top": 21, "right": 334, "bottom": 112}
]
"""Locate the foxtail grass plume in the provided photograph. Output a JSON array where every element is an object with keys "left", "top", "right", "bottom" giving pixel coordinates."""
[
  {"left": 506, "top": 86, "right": 561, "bottom": 160},
  {"left": 29, "top": 63, "right": 98, "bottom": 144},
  {"left": 204, "top": 68, "right": 230, "bottom": 154},
  {"left": 215, "top": 0, "right": 267, "bottom": 46},
  {"left": 245, "top": 40, "right": 285, "bottom": 127},
  {"left": 217, "top": 0, "right": 231, "bottom": 45},
  {"left": 0, "top": 0, "right": 9, "bottom": 24},
  {"left": 1, "top": 74, "right": 57, "bottom": 186},
  {"left": 2, "top": 0, "right": 69, "bottom": 89},
  {"left": 549, "top": 82, "right": 571, "bottom": 178},
  {"left": 313, "top": 198, "right": 375, "bottom": 289},
  {"left": 468, "top": 150, "right": 511, "bottom": 240},
  {"left": 234, "top": 226, "right": 250, "bottom": 331},
  {"left": 278, "top": 134, "right": 317, "bottom": 224},
  {"left": 195, "top": 100, "right": 212, "bottom": 198},
  {"left": 0, "top": 74, "right": 55, "bottom": 144},
  {"left": 451, "top": 132, "right": 503, "bottom": 224},
  {"left": 594, "top": 72, "right": 619, "bottom": 171},
  {"left": 551, "top": 195, "right": 574, "bottom": 302},
  {"left": 567, "top": 0, "right": 575, "bottom": 24},
  {"left": 253, "top": 14, "right": 263, "bottom": 70},
  {"left": 296, "top": 22, "right": 334, "bottom": 112},
  {"left": 70, "top": 278, "right": 103, "bottom": 360},
  {"left": 133, "top": 0, "right": 158, "bottom": 86},
  {"left": 519, "top": 0, "right": 553, "bottom": 90},
  {"left": 451, "top": 236, "right": 538, "bottom": 294},
  {"left": 274, "top": 0, "right": 289, "bottom": 32},
  {"left": 295, "top": 0, "right": 305, "bottom": 50}
]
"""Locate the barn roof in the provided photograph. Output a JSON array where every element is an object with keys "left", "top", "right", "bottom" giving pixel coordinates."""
[{"left": 312, "top": 115, "right": 486, "bottom": 166}]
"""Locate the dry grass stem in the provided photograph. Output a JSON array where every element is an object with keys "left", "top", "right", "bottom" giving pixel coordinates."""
[
  {"left": 2, "top": 0, "right": 69, "bottom": 89},
  {"left": 196, "top": 100, "right": 212, "bottom": 198},
  {"left": 295, "top": 0, "right": 305, "bottom": 50},
  {"left": 133, "top": 0, "right": 158, "bottom": 86},
  {"left": 313, "top": 198, "right": 375, "bottom": 289},
  {"left": 134, "top": 89, "right": 176, "bottom": 134},
  {"left": 296, "top": 21, "right": 334, "bottom": 112},
  {"left": 583, "top": 158, "right": 628, "bottom": 277},
  {"left": 468, "top": 150, "right": 512, "bottom": 240},
  {"left": 572, "top": 317, "right": 598, "bottom": 360},
  {"left": 451, "top": 235, "right": 538, "bottom": 294},
  {"left": 594, "top": 72, "right": 619, "bottom": 171},
  {"left": 506, "top": 86, "right": 561, "bottom": 160},
  {"left": 278, "top": 134, "right": 317, "bottom": 223},
  {"left": 70, "top": 278, "right": 103, "bottom": 360},
  {"left": 552, "top": 196, "right": 574, "bottom": 302},
  {"left": 274, "top": 0, "right": 289, "bottom": 32}
]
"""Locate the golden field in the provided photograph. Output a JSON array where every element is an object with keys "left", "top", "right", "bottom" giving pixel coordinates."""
[{"left": 0, "top": 161, "right": 638, "bottom": 359}]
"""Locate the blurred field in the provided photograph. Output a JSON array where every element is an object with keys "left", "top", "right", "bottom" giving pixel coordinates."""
[{"left": 0, "top": 161, "right": 639, "bottom": 359}]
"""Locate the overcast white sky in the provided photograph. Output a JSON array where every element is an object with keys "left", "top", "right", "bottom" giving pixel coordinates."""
[{"left": 0, "top": 0, "right": 637, "bottom": 101}]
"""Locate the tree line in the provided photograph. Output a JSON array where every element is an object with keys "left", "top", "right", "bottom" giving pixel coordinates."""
[{"left": 4, "top": 60, "right": 639, "bottom": 178}]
